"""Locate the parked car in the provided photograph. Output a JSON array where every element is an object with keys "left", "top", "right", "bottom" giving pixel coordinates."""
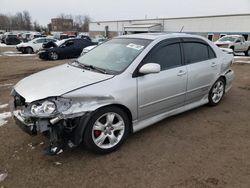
[
  {"left": 38, "top": 38, "right": 96, "bottom": 60},
  {"left": 78, "top": 35, "right": 91, "bottom": 41},
  {"left": 215, "top": 35, "right": 250, "bottom": 56},
  {"left": 4, "top": 34, "right": 21, "bottom": 45},
  {"left": 16, "top": 37, "right": 57, "bottom": 54},
  {"left": 80, "top": 45, "right": 97, "bottom": 56},
  {"left": 11, "top": 33, "right": 234, "bottom": 155}
]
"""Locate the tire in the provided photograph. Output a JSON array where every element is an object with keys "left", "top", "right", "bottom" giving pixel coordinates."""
[
  {"left": 25, "top": 47, "right": 33, "bottom": 54},
  {"left": 244, "top": 48, "right": 250, "bottom": 56},
  {"left": 230, "top": 47, "right": 235, "bottom": 56},
  {"left": 208, "top": 78, "right": 225, "bottom": 106},
  {"left": 83, "top": 106, "right": 130, "bottom": 154},
  {"left": 49, "top": 52, "right": 59, "bottom": 60}
]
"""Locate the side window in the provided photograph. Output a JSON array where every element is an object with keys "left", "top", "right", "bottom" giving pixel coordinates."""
[
  {"left": 144, "top": 43, "right": 182, "bottom": 70},
  {"left": 65, "top": 41, "right": 74, "bottom": 47},
  {"left": 183, "top": 42, "right": 209, "bottom": 64},
  {"left": 208, "top": 46, "right": 216, "bottom": 59},
  {"left": 36, "top": 39, "right": 45, "bottom": 43}
]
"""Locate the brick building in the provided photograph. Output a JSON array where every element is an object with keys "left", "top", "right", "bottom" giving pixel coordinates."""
[{"left": 50, "top": 18, "right": 73, "bottom": 32}]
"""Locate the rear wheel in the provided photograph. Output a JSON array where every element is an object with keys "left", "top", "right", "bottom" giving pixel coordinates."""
[
  {"left": 83, "top": 106, "right": 129, "bottom": 154},
  {"left": 208, "top": 78, "right": 225, "bottom": 106},
  {"left": 245, "top": 48, "right": 250, "bottom": 56},
  {"left": 25, "top": 47, "right": 33, "bottom": 54},
  {"left": 49, "top": 52, "right": 59, "bottom": 60}
]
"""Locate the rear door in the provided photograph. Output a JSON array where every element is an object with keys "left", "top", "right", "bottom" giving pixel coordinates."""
[
  {"left": 137, "top": 39, "right": 187, "bottom": 120},
  {"left": 33, "top": 38, "right": 46, "bottom": 52},
  {"left": 182, "top": 38, "right": 219, "bottom": 104}
]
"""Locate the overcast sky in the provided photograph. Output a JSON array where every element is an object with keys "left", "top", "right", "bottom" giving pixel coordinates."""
[{"left": 1, "top": 0, "right": 250, "bottom": 25}]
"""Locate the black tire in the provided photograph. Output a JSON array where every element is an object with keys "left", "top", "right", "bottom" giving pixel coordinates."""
[
  {"left": 49, "top": 52, "right": 59, "bottom": 60},
  {"left": 230, "top": 47, "right": 235, "bottom": 56},
  {"left": 208, "top": 78, "right": 225, "bottom": 106},
  {"left": 25, "top": 47, "right": 33, "bottom": 54},
  {"left": 244, "top": 48, "right": 250, "bottom": 56},
  {"left": 83, "top": 106, "right": 130, "bottom": 154}
]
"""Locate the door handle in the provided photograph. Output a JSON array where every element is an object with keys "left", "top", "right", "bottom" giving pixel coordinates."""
[
  {"left": 177, "top": 70, "right": 187, "bottom": 76},
  {"left": 211, "top": 62, "right": 217, "bottom": 67}
]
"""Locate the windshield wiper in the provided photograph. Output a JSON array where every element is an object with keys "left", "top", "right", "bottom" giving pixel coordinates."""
[{"left": 70, "top": 60, "right": 108, "bottom": 74}]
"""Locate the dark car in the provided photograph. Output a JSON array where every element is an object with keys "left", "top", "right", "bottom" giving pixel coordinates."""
[
  {"left": 38, "top": 38, "right": 97, "bottom": 60},
  {"left": 4, "top": 35, "right": 21, "bottom": 45}
]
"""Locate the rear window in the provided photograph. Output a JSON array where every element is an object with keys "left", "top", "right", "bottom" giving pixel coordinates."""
[{"left": 183, "top": 42, "right": 216, "bottom": 64}]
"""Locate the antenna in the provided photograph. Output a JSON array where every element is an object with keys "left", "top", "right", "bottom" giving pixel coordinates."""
[{"left": 180, "top": 26, "right": 184, "bottom": 33}]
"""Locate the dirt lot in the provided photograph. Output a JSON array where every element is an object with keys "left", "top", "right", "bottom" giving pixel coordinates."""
[{"left": 0, "top": 47, "right": 250, "bottom": 188}]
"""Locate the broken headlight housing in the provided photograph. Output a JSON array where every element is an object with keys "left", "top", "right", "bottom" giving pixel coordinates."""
[
  {"left": 31, "top": 101, "right": 56, "bottom": 116},
  {"left": 27, "top": 97, "right": 72, "bottom": 118}
]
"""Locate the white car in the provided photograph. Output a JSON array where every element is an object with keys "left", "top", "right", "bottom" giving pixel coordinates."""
[
  {"left": 215, "top": 35, "right": 250, "bottom": 56},
  {"left": 80, "top": 45, "right": 97, "bottom": 56},
  {"left": 16, "top": 37, "right": 57, "bottom": 54}
]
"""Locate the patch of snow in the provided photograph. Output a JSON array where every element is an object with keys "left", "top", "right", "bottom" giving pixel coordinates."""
[
  {"left": 0, "top": 43, "right": 7, "bottom": 47},
  {"left": 234, "top": 61, "right": 250, "bottom": 64},
  {"left": 0, "top": 83, "right": 13, "bottom": 88},
  {"left": 2, "top": 51, "right": 36, "bottom": 57},
  {"left": 0, "top": 43, "right": 15, "bottom": 47},
  {"left": 0, "top": 112, "right": 11, "bottom": 127},
  {"left": 0, "top": 173, "right": 8, "bottom": 182},
  {"left": 53, "top": 162, "right": 62, "bottom": 166},
  {"left": 0, "top": 104, "right": 8, "bottom": 109}
]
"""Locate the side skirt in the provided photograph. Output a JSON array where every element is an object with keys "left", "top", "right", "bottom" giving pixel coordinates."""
[{"left": 132, "top": 97, "right": 209, "bottom": 133}]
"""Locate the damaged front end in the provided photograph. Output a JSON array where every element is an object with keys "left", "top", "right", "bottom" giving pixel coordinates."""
[{"left": 10, "top": 90, "right": 91, "bottom": 155}]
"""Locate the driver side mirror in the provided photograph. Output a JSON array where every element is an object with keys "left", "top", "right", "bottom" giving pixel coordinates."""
[{"left": 139, "top": 63, "right": 161, "bottom": 75}]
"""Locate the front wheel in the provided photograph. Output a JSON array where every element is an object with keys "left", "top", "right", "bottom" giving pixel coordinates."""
[
  {"left": 208, "top": 78, "right": 225, "bottom": 106},
  {"left": 83, "top": 107, "right": 130, "bottom": 154},
  {"left": 49, "top": 52, "right": 59, "bottom": 60}
]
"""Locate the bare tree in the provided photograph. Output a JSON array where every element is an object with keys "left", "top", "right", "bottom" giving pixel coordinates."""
[
  {"left": 57, "top": 13, "right": 91, "bottom": 32},
  {"left": 23, "top": 10, "right": 32, "bottom": 30},
  {"left": 82, "top": 15, "right": 91, "bottom": 32},
  {"left": 0, "top": 14, "right": 10, "bottom": 31}
]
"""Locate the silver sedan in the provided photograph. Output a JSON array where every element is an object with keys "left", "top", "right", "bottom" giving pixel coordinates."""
[{"left": 11, "top": 33, "right": 234, "bottom": 155}]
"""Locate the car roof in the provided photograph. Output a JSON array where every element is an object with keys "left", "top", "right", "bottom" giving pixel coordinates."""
[
  {"left": 222, "top": 35, "right": 242, "bottom": 37},
  {"left": 116, "top": 32, "right": 202, "bottom": 41}
]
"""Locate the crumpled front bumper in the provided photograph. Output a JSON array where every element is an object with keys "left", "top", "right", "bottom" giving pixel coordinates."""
[{"left": 12, "top": 110, "right": 37, "bottom": 135}]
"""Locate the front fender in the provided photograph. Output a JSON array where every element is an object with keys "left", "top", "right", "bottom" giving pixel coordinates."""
[{"left": 61, "top": 95, "right": 115, "bottom": 119}]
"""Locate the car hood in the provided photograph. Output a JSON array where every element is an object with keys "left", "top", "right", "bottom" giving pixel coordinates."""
[
  {"left": 215, "top": 41, "right": 232, "bottom": 45},
  {"left": 14, "top": 64, "right": 114, "bottom": 103}
]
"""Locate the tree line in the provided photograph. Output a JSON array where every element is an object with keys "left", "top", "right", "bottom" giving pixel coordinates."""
[
  {"left": 57, "top": 13, "right": 91, "bottom": 32},
  {"left": 0, "top": 11, "right": 91, "bottom": 32}
]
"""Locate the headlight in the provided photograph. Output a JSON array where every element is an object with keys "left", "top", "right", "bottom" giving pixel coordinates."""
[
  {"left": 28, "top": 98, "right": 71, "bottom": 117},
  {"left": 31, "top": 101, "right": 56, "bottom": 116}
]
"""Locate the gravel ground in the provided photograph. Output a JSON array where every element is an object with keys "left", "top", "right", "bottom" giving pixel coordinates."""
[{"left": 0, "top": 47, "right": 250, "bottom": 188}]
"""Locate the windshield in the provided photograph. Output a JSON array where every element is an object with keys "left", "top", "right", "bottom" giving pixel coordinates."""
[
  {"left": 218, "top": 36, "right": 237, "bottom": 42},
  {"left": 77, "top": 38, "right": 151, "bottom": 74}
]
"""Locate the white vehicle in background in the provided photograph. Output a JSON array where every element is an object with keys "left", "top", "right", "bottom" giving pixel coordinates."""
[
  {"left": 215, "top": 35, "right": 250, "bottom": 56},
  {"left": 16, "top": 37, "right": 57, "bottom": 54},
  {"left": 80, "top": 45, "right": 97, "bottom": 56}
]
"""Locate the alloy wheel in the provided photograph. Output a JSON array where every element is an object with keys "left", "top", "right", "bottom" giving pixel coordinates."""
[
  {"left": 91, "top": 112, "right": 125, "bottom": 149},
  {"left": 211, "top": 80, "right": 224, "bottom": 103}
]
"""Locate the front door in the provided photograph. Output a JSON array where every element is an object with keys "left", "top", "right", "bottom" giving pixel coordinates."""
[{"left": 137, "top": 40, "right": 187, "bottom": 120}]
